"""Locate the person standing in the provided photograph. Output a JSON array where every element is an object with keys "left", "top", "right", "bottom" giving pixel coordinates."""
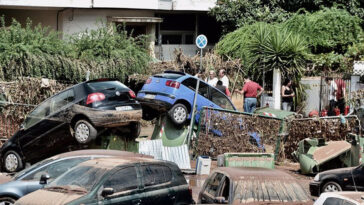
[
  {"left": 281, "top": 79, "right": 295, "bottom": 111},
  {"left": 205, "top": 70, "right": 218, "bottom": 87},
  {"left": 218, "top": 69, "right": 229, "bottom": 88},
  {"left": 326, "top": 77, "right": 337, "bottom": 116},
  {"left": 235, "top": 77, "right": 264, "bottom": 113},
  {"left": 216, "top": 80, "right": 231, "bottom": 97},
  {"left": 335, "top": 78, "right": 346, "bottom": 114}
]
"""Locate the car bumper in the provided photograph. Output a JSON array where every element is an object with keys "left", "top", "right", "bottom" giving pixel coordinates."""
[
  {"left": 72, "top": 105, "right": 142, "bottom": 127},
  {"left": 309, "top": 181, "right": 321, "bottom": 197},
  {"left": 137, "top": 91, "right": 174, "bottom": 111}
]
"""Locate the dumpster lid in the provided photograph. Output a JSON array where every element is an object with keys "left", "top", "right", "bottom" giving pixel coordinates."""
[
  {"left": 254, "top": 107, "right": 296, "bottom": 120},
  {"left": 313, "top": 141, "right": 351, "bottom": 164}
]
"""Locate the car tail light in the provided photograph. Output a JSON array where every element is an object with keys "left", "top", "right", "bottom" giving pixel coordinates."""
[
  {"left": 86, "top": 93, "right": 105, "bottom": 105},
  {"left": 146, "top": 78, "right": 152, "bottom": 84},
  {"left": 129, "top": 90, "right": 136, "bottom": 98},
  {"left": 166, "top": 80, "right": 180, "bottom": 89}
]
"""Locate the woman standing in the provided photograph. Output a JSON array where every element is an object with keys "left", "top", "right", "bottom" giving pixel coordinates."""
[{"left": 282, "top": 79, "right": 294, "bottom": 111}]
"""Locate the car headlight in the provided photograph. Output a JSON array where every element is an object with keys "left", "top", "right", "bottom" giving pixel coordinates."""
[{"left": 314, "top": 174, "right": 320, "bottom": 182}]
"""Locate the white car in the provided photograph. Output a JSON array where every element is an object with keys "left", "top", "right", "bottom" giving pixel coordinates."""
[{"left": 314, "top": 192, "right": 364, "bottom": 205}]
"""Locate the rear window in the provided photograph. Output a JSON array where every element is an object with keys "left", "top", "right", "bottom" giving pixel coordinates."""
[
  {"left": 233, "top": 179, "right": 310, "bottom": 203},
  {"left": 154, "top": 73, "right": 183, "bottom": 80},
  {"left": 86, "top": 81, "right": 128, "bottom": 91}
]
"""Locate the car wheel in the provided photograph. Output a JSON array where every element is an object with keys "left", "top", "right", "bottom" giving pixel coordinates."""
[
  {"left": 74, "top": 120, "right": 97, "bottom": 144},
  {"left": 169, "top": 103, "right": 188, "bottom": 126},
  {"left": 3, "top": 150, "right": 23, "bottom": 173},
  {"left": 322, "top": 181, "right": 342, "bottom": 193},
  {"left": 129, "top": 122, "right": 141, "bottom": 138},
  {"left": 0, "top": 197, "right": 16, "bottom": 205}
]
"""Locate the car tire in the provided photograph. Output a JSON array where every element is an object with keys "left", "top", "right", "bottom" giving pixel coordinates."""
[
  {"left": 0, "top": 197, "right": 16, "bottom": 205},
  {"left": 168, "top": 103, "right": 188, "bottom": 126},
  {"left": 74, "top": 120, "right": 97, "bottom": 144},
  {"left": 322, "top": 181, "right": 342, "bottom": 193},
  {"left": 129, "top": 122, "right": 141, "bottom": 138},
  {"left": 3, "top": 150, "right": 23, "bottom": 173}
]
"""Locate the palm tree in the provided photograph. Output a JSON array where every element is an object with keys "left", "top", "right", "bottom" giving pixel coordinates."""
[{"left": 248, "top": 23, "right": 309, "bottom": 110}]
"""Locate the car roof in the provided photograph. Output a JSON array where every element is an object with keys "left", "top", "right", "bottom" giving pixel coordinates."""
[
  {"left": 321, "top": 192, "right": 364, "bottom": 204},
  {"left": 214, "top": 167, "right": 295, "bottom": 181},
  {"left": 79, "top": 157, "right": 159, "bottom": 169},
  {"left": 47, "top": 149, "right": 152, "bottom": 160}
]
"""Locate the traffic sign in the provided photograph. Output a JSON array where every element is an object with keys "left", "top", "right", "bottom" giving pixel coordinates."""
[{"left": 196, "top": 34, "right": 208, "bottom": 49}]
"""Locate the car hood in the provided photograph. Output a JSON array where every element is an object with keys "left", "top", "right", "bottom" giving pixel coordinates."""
[
  {"left": 320, "top": 167, "right": 353, "bottom": 176},
  {"left": 0, "top": 172, "right": 13, "bottom": 184},
  {"left": 15, "top": 188, "right": 86, "bottom": 205}
]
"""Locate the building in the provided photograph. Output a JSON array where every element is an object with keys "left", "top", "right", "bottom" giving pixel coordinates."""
[{"left": 0, "top": 0, "right": 220, "bottom": 60}]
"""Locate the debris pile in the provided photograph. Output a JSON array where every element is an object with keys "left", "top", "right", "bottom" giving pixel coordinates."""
[
  {"left": 0, "top": 77, "right": 70, "bottom": 124},
  {"left": 283, "top": 116, "right": 360, "bottom": 160},
  {"left": 194, "top": 109, "right": 281, "bottom": 158}
]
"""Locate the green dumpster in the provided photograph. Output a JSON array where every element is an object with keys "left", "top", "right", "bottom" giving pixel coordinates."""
[{"left": 223, "top": 153, "right": 275, "bottom": 169}]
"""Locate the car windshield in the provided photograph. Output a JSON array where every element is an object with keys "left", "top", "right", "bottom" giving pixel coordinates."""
[
  {"left": 47, "top": 165, "right": 108, "bottom": 192},
  {"left": 14, "top": 158, "right": 54, "bottom": 180},
  {"left": 86, "top": 81, "right": 128, "bottom": 91},
  {"left": 233, "top": 179, "right": 310, "bottom": 203}
]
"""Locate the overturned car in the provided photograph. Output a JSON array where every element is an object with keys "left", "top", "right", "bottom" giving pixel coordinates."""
[{"left": 0, "top": 79, "right": 142, "bottom": 172}]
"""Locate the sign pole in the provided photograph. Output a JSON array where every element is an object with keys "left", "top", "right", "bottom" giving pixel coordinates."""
[{"left": 187, "top": 35, "right": 207, "bottom": 148}]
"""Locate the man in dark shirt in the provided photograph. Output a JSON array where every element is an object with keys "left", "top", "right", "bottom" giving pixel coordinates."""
[{"left": 235, "top": 77, "right": 264, "bottom": 113}]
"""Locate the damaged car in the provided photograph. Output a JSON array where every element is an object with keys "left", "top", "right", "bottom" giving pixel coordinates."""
[
  {"left": 198, "top": 167, "right": 312, "bottom": 204},
  {"left": 0, "top": 149, "right": 148, "bottom": 205},
  {"left": 15, "top": 157, "right": 194, "bottom": 205},
  {"left": 137, "top": 71, "right": 236, "bottom": 126},
  {"left": 310, "top": 163, "right": 364, "bottom": 197},
  {"left": 0, "top": 79, "right": 142, "bottom": 172}
]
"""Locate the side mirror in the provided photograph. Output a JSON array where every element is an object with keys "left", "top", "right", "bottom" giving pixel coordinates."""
[
  {"left": 19, "top": 124, "right": 25, "bottom": 131},
  {"left": 39, "top": 174, "right": 50, "bottom": 185},
  {"left": 101, "top": 188, "right": 114, "bottom": 197},
  {"left": 214, "top": 196, "right": 228, "bottom": 204}
]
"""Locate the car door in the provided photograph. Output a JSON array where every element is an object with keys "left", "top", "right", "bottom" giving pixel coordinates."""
[
  {"left": 181, "top": 78, "right": 211, "bottom": 121},
  {"left": 351, "top": 164, "right": 364, "bottom": 191},
  {"left": 199, "top": 172, "right": 225, "bottom": 204},
  {"left": 98, "top": 166, "right": 143, "bottom": 205},
  {"left": 139, "top": 164, "right": 175, "bottom": 205},
  {"left": 209, "top": 87, "right": 235, "bottom": 111}
]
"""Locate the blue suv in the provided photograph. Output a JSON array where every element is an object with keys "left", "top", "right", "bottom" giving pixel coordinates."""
[{"left": 137, "top": 71, "right": 236, "bottom": 125}]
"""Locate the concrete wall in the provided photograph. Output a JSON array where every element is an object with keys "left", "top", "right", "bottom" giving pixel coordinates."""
[
  {"left": 93, "top": 0, "right": 158, "bottom": 10},
  {"left": 0, "top": 0, "right": 91, "bottom": 8},
  {"left": 0, "top": 9, "right": 58, "bottom": 30},
  {"left": 155, "top": 44, "right": 213, "bottom": 61},
  {"left": 301, "top": 77, "right": 321, "bottom": 115},
  {"left": 173, "top": 0, "right": 216, "bottom": 11},
  {"left": 60, "top": 9, "right": 155, "bottom": 37}
]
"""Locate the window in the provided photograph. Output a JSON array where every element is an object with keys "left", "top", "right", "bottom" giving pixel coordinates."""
[
  {"left": 23, "top": 98, "right": 51, "bottom": 129},
  {"left": 23, "top": 157, "right": 89, "bottom": 181},
  {"left": 210, "top": 88, "right": 234, "bottom": 110},
  {"left": 50, "top": 89, "right": 74, "bottom": 113},
  {"left": 104, "top": 167, "right": 138, "bottom": 193},
  {"left": 205, "top": 173, "right": 224, "bottom": 196},
  {"left": 142, "top": 165, "right": 172, "bottom": 187},
  {"left": 181, "top": 78, "right": 209, "bottom": 99},
  {"left": 323, "top": 197, "right": 356, "bottom": 205},
  {"left": 218, "top": 177, "right": 230, "bottom": 200}
]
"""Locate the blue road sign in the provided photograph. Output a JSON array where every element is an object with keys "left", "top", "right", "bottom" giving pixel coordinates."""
[{"left": 196, "top": 34, "right": 208, "bottom": 49}]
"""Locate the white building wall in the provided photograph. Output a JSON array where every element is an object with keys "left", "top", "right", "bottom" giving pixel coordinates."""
[
  {"left": 93, "top": 0, "right": 158, "bottom": 10},
  {"left": 0, "top": 0, "right": 91, "bottom": 8},
  {"left": 60, "top": 9, "right": 155, "bottom": 38},
  {"left": 173, "top": 0, "right": 216, "bottom": 11},
  {"left": 0, "top": 9, "right": 58, "bottom": 30}
]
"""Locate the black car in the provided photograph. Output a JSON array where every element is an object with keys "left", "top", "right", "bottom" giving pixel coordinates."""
[
  {"left": 15, "top": 157, "right": 194, "bottom": 205},
  {"left": 0, "top": 79, "right": 142, "bottom": 172},
  {"left": 310, "top": 163, "right": 364, "bottom": 196},
  {"left": 0, "top": 150, "right": 149, "bottom": 204}
]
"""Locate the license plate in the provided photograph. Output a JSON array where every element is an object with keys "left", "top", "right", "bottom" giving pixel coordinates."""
[
  {"left": 145, "top": 94, "right": 155, "bottom": 99},
  {"left": 116, "top": 106, "right": 133, "bottom": 111}
]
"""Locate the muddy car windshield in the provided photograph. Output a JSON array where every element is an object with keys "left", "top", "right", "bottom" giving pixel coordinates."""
[
  {"left": 48, "top": 165, "right": 108, "bottom": 192},
  {"left": 14, "top": 158, "right": 54, "bottom": 180},
  {"left": 86, "top": 81, "right": 128, "bottom": 91},
  {"left": 234, "top": 179, "right": 310, "bottom": 203}
]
